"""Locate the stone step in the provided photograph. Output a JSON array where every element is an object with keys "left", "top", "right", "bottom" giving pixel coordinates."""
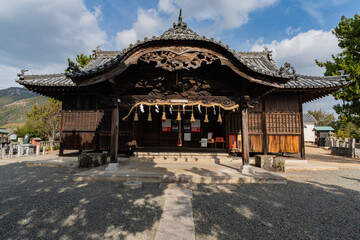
[
  {"left": 134, "top": 152, "right": 229, "bottom": 158},
  {"left": 129, "top": 156, "right": 238, "bottom": 164}
]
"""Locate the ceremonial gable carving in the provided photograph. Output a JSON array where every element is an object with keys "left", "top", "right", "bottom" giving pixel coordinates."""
[{"left": 139, "top": 51, "right": 219, "bottom": 71}]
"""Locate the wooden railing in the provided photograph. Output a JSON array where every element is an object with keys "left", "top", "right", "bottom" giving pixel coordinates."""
[{"left": 265, "top": 113, "right": 301, "bottom": 134}]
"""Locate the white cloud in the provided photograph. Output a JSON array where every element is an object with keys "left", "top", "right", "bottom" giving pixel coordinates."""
[
  {"left": 158, "top": 0, "right": 278, "bottom": 30},
  {"left": 251, "top": 29, "right": 343, "bottom": 113},
  {"left": 115, "top": 8, "right": 163, "bottom": 50},
  {"left": 251, "top": 29, "right": 341, "bottom": 75},
  {"left": 0, "top": 0, "right": 107, "bottom": 87},
  {"left": 0, "top": 65, "right": 20, "bottom": 89},
  {"left": 286, "top": 26, "right": 301, "bottom": 36}
]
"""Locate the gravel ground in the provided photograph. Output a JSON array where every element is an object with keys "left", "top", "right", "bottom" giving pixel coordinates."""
[
  {"left": 193, "top": 170, "right": 360, "bottom": 240},
  {"left": 1, "top": 161, "right": 360, "bottom": 240},
  {"left": 0, "top": 163, "right": 165, "bottom": 240}
]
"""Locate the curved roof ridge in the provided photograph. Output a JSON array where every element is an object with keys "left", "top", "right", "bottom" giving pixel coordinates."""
[
  {"left": 296, "top": 74, "right": 349, "bottom": 81},
  {"left": 66, "top": 12, "right": 291, "bottom": 81},
  {"left": 21, "top": 73, "right": 66, "bottom": 79}
]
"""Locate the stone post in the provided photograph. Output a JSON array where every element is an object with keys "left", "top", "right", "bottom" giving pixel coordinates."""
[
  {"left": 25, "top": 147, "right": 29, "bottom": 156},
  {"left": 17, "top": 145, "right": 21, "bottom": 157},
  {"left": 42, "top": 147, "right": 46, "bottom": 155},
  {"left": 9, "top": 146, "right": 13, "bottom": 159},
  {"left": 1, "top": 148, "right": 4, "bottom": 159},
  {"left": 36, "top": 145, "right": 40, "bottom": 155},
  {"left": 344, "top": 138, "right": 348, "bottom": 148},
  {"left": 336, "top": 138, "right": 340, "bottom": 147},
  {"left": 351, "top": 138, "right": 356, "bottom": 149}
]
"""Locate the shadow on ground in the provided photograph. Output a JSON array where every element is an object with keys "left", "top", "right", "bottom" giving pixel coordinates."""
[
  {"left": 0, "top": 162, "right": 165, "bottom": 240},
  {"left": 192, "top": 170, "right": 360, "bottom": 240}
]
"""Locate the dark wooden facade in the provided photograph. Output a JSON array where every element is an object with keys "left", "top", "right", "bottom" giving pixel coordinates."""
[
  {"left": 17, "top": 14, "right": 349, "bottom": 165},
  {"left": 59, "top": 91, "right": 303, "bottom": 155}
]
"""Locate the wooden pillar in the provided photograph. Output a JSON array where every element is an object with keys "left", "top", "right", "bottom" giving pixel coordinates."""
[
  {"left": 110, "top": 102, "right": 119, "bottom": 163},
  {"left": 59, "top": 110, "right": 64, "bottom": 156},
  {"left": 241, "top": 96, "right": 250, "bottom": 165},
  {"left": 262, "top": 99, "right": 268, "bottom": 155},
  {"left": 299, "top": 96, "right": 306, "bottom": 159}
]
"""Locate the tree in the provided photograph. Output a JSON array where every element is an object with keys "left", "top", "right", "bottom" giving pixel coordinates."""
[
  {"left": 15, "top": 99, "right": 61, "bottom": 151},
  {"left": 315, "top": 14, "right": 360, "bottom": 126},
  {"left": 67, "top": 54, "right": 92, "bottom": 70},
  {"left": 14, "top": 122, "right": 39, "bottom": 139},
  {"left": 307, "top": 110, "right": 336, "bottom": 126}
]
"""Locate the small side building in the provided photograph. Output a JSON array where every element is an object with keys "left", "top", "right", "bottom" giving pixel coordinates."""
[
  {"left": 303, "top": 114, "right": 317, "bottom": 143},
  {"left": 314, "top": 126, "right": 334, "bottom": 147},
  {"left": 0, "top": 128, "right": 10, "bottom": 149}
]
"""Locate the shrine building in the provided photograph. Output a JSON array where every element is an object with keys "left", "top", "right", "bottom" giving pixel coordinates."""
[{"left": 16, "top": 13, "right": 348, "bottom": 172}]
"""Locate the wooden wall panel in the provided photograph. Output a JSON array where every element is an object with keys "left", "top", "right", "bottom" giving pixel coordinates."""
[
  {"left": 62, "top": 111, "right": 103, "bottom": 131},
  {"left": 99, "top": 132, "right": 111, "bottom": 151},
  {"left": 268, "top": 135, "right": 280, "bottom": 153},
  {"left": 62, "top": 132, "right": 96, "bottom": 150},
  {"left": 248, "top": 113, "right": 262, "bottom": 134},
  {"left": 280, "top": 135, "right": 300, "bottom": 153},
  {"left": 264, "top": 94, "right": 299, "bottom": 112},
  {"left": 268, "top": 135, "right": 300, "bottom": 153},
  {"left": 266, "top": 113, "right": 301, "bottom": 134},
  {"left": 250, "top": 135, "right": 262, "bottom": 152}
]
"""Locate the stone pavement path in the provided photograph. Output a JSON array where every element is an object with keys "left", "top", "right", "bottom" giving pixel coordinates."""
[{"left": 155, "top": 184, "right": 196, "bottom": 240}]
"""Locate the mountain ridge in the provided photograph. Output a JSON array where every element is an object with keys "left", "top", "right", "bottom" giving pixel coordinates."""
[{"left": 0, "top": 87, "right": 48, "bottom": 128}]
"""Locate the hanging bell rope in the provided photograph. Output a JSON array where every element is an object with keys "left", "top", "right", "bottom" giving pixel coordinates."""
[
  {"left": 122, "top": 102, "right": 239, "bottom": 121},
  {"left": 204, "top": 107, "right": 209, "bottom": 123},
  {"left": 190, "top": 105, "right": 195, "bottom": 122},
  {"left": 217, "top": 106, "right": 222, "bottom": 123},
  {"left": 162, "top": 105, "right": 166, "bottom": 121},
  {"left": 133, "top": 106, "right": 139, "bottom": 121},
  {"left": 176, "top": 105, "right": 182, "bottom": 121},
  {"left": 147, "top": 105, "right": 152, "bottom": 121}
]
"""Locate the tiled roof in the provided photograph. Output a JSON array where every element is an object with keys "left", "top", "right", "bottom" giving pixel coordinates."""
[
  {"left": 15, "top": 15, "right": 349, "bottom": 90},
  {"left": 16, "top": 73, "right": 76, "bottom": 87},
  {"left": 16, "top": 56, "right": 348, "bottom": 89},
  {"left": 303, "top": 113, "right": 317, "bottom": 123},
  {"left": 313, "top": 126, "right": 334, "bottom": 131},
  {"left": 0, "top": 129, "right": 9, "bottom": 134},
  {"left": 65, "top": 18, "right": 294, "bottom": 81},
  {"left": 284, "top": 74, "right": 348, "bottom": 89}
]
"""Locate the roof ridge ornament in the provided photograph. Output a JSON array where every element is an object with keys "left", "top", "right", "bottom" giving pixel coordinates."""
[
  {"left": 279, "top": 62, "right": 296, "bottom": 76},
  {"left": 67, "top": 61, "right": 81, "bottom": 73},
  {"left": 174, "top": 8, "right": 187, "bottom": 29},
  {"left": 161, "top": 9, "right": 199, "bottom": 38},
  {"left": 93, "top": 45, "right": 102, "bottom": 57},
  {"left": 17, "top": 69, "right": 28, "bottom": 80},
  {"left": 263, "top": 46, "right": 273, "bottom": 61}
]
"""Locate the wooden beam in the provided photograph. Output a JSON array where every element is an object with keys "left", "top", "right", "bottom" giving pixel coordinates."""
[
  {"left": 241, "top": 96, "right": 250, "bottom": 165},
  {"left": 299, "top": 95, "right": 306, "bottom": 159},
  {"left": 110, "top": 102, "right": 119, "bottom": 163}
]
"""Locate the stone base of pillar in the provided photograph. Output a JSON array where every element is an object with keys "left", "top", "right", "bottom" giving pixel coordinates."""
[
  {"left": 239, "top": 164, "right": 254, "bottom": 174},
  {"left": 105, "top": 163, "right": 119, "bottom": 171}
]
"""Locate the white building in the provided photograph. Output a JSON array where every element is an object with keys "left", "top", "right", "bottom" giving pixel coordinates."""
[{"left": 303, "top": 114, "right": 317, "bottom": 143}]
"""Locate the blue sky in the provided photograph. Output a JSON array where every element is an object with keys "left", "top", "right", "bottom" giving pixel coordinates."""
[{"left": 1, "top": 0, "right": 359, "bottom": 114}]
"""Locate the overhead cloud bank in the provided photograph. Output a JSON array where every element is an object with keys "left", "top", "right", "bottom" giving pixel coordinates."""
[
  {"left": 158, "top": 0, "right": 278, "bottom": 30},
  {"left": 251, "top": 29, "right": 342, "bottom": 113},
  {"left": 251, "top": 29, "right": 341, "bottom": 76},
  {"left": 115, "top": 9, "right": 162, "bottom": 50},
  {"left": 116, "top": 0, "right": 278, "bottom": 51},
  {"left": 0, "top": 0, "right": 106, "bottom": 88}
]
